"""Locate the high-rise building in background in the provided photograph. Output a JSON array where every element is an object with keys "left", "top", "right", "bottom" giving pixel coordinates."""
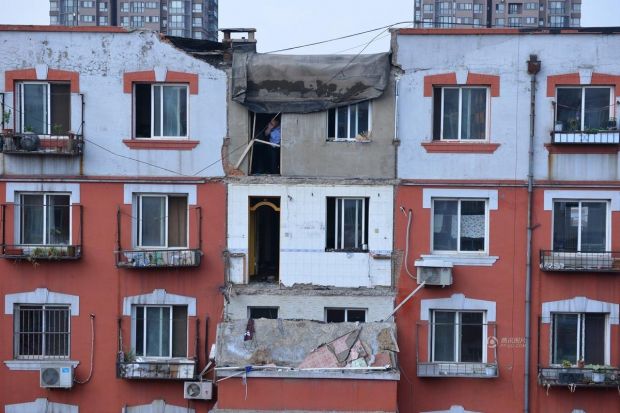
[
  {"left": 414, "top": 0, "right": 581, "bottom": 28},
  {"left": 49, "top": 0, "right": 219, "bottom": 41}
]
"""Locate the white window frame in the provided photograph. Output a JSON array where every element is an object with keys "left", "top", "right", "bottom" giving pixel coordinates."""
[
  {"left": 328, "top": 102, "right": 372, "bottom": 141},
  {"left": 431, "top": 198, "right": 489, "bottom": 254},
  {"left": 550, "top": 312, "right": 611, "bottom": 366},
  {"left": 332, "top": 197, "right": 367, "bottom": 251},
  {"left": 555, "top": 86, "right": 614, "bottom": 131},
  {"left": 438, "top": 86, "right": 490, "bottom": 141},
  {"left": 17, "top": 192, "right": 72, "bottom": 246},
  {"left": 325, "top": 307, "right": 367, "bottom": 322},
  {"left": 430, "top": 310, "right": 487, "bottom": 363},
  {"left": 131, "top": 304, "right": 188, "bottom": 359},
  {"left": 135, "top": 193, "right": 189, "bottom": 249},
  {"left": 14, "top": 304, "right": 71, "bottom": 360},
  {"left": 18, "top": 82, "right": 50, "bottom": 134},
  {"left": 551, "top": 199, "right": 611, "bottom": 252},
  {"left": 144, "top": 83, "right": 188, "bottom": 139}
]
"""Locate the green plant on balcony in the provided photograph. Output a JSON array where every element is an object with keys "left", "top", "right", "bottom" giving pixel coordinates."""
[
  {"left": 2, "top": 109, "right": 11, "bottom": 129},
  {"left": 561, "top": 359, "right": 573, "bottom": 368},
  {"left": 52, "top": 124, "right": 63, "bottom": 136}
]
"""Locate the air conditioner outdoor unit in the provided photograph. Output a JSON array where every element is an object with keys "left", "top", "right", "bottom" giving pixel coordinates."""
[
  {"left": 415, "top": 260, "right": 453, "bottom": 286},
  {"left": 40, "top": 365, "right": 74, "bottom": 388},
  {"left": 184, "top": 381, "right": 213, "bottom": 400}
]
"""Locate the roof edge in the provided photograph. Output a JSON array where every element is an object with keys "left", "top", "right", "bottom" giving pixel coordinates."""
[
  {"left": 395, "top": 27, "right": 620, "bottom": 36},
  {"left": 0, "top": 24, "right": 128, "bottom": 33}
]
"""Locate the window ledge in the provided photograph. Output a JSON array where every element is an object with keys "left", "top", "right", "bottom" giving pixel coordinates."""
[
  {"left": 122, "top": 139, "right": 200, "bottom": 150},
  {"left": 326, "top": 138, "right": 373, "bottom": 143},
  {"left": 421, "top": 254, "right": 498, "bottom": 267},
  {"left": 4, "top": 359, "right": 80, "bottom": 371},
  {"left": 421, "top": 141, "right": 500, "bottom": 153}
]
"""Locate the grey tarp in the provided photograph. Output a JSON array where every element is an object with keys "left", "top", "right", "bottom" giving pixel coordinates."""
[{"left": 232, "top": 52, "right": 391, "bottom": 114}]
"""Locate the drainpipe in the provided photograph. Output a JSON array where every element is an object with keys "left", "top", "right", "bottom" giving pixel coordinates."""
[{"left": 524, "top": 54, "right": 541, "bottom": 413}]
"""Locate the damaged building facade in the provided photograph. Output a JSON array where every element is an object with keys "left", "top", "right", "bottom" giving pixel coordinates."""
[{"left": 0, "top": 26, "right": 227, "bottom": 412}]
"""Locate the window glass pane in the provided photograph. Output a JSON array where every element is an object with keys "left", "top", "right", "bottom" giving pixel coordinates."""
[
  {"left": 336, "top": 106, "right": 347, "bottom": 139},
  {"left": 580, "top": 202, "right": 606, "bottom": 252},
  {"left": 349, "top": 104, "right": 356, "bottom": 138},
  {"left": 553, "top": 313, "right": 578, "bottom": 364},
  {"left": 135, "top": 306, "right": 144, "bottom": 355},
  {"left": 50, "top": 84, "right": 71, "bottom": 135},
  {"left": 153, "top": 85, "right": 161, "bottom": 136},
  {"left": 553, "top": 201, "right": 579, "bottom": 252},
  {"left": 172, "top": 306, "right": 187, "bottom": 357},
  {"left": 584, "top": 88, "right": 610, "bottom": 130},
  {"left": 357, "top": 101, "right": 369, "bottom": 135},
  {"left": 460, "top": 312, "right": 483, "bottom": 362},
  {"left": 18, "top": 306, "right": 42, "bottom": 357},
  {"left": 461, "top": 88, "right": 486, "bottom": 140},
  {"left": 347, "top": 309, "right": 366, "bottom": 323},
  {"left": 135, "top": 84, "right": 151, "bottom": 137},
  {"left": 326, "top": 309, "right": 345, "bottom": 323},
  {"left": 584, "top": 313, "right": 605, "bottom": 365},
  {"left": 140, "top": 196, "right": 166, "bottom": 247},
  {"left": 327, "top": 109, "right": 335, "bottom": 138},
  {"left": 460, "top": 200, "right": 485, "bottom": 252},
  {"left": 22, "top": 194, "right": 44, "bottom": 244},
  {"left": 557, "top": 88, "right": 582, "bottom": 131},
  {"left": 433, "top": 311, "right": 455, "bottom": 361},
  {"left": 45, "top": 307, "right": 69, "bottom": 356},
  {"left": 163, "top": 86, "right": 187, "bottom": 137},
  {"left": 433, "top": 200, "right": 458, "bottom": 251},
  {"left": 167, "top": 196, "right": 187, "bottom": 247},
  {"left": 433, "top": 88, "right": 442, "bottom": 139},
  {"left": 342, "top": 199, "right": 361, "bottom": 249},
  {"left": 146, "top": 307, "right": 170, "bottom": 357},
  {"left": 23, "top": 84, "right": 48, "bottom": 134},
  {"left": 46, "top": 195, "right": 70, "bottom": 245},
  {"left": 442, "top": 89, "right": 459, "bottom": 139}
]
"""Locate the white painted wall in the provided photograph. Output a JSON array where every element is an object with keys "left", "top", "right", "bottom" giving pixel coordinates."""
[
  {"left": 227, "top": 183, "right": 393, "bottom": 287},
  {"left": 0, "top": 30, "right": 227, "bottom": 177},
  {"left": 395, "top": 32, "right": 620, "bottom": 181}
]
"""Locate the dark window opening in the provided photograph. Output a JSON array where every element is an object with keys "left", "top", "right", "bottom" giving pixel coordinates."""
[
  {"left": 249, "top": 112, "right": 280, "bottom": 175},
  {"left": 135, "top": 84, "right": 151, "bottom": 138},
  {"left": 249, "top": 197, "right": 280, "bottom": 283},
  {"left": 326, "top": 308, "right": 367, "bottom": 323},
  {"left": 326, "top": 197, "right": 369, "bottom": 251},
  {"left": 248, "top": 307, "right": 279, "bottom": 319}
]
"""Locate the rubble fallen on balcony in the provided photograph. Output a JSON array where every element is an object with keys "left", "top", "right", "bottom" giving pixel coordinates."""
[{"left": 215, "top": 319, "right": 398, "bottom": 379}]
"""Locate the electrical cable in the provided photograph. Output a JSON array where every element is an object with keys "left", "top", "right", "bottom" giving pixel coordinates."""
[{"left": 74, "top": 313, "right": 95, "bottom": 384}]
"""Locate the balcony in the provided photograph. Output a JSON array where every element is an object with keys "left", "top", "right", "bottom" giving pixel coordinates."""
[
  {"left": 540, "top": 250, "right": 620, "bottom": 272},
  {"left": 1, "top": 133, "right": 84, "bottom": 156},
  {"left": 115, "top": 249, "right": 201, "bottom": 268},
  {"left": 117, "top": 358, "right": 196, "bottom": 380},
  {"left": 551, "top": 130, "right": 620, "bottom": 145},
  {"left": 1, "top": 245, "right": 81, "bottom": 261},
  {"left": 417, "top": 362, "right": 498, "bottom": 378},
  {"left": 539, "top": 366, "right": 620, "bottom": 388}
]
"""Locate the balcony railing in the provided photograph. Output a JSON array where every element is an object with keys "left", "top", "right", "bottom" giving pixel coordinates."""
[
  {"left": 416, "top": 321, "right": 498, "bottom": 378},
  {"left": 117, "top": 358, "right": 197, "bottom": 380},
  {"left": 1, "top": 245, "right": 81, "bottom": 261},
  {"left": 551, "top": 130, "right": 620, "bottom": 144},
  {"left": 540, "top": 250, "right": 620, "bottom": 272},
  {"left": 115, "top": 249, "right": 201, "bottom": 268},
  {"left": 539, "top": 367, "right": 620, "bottom": 388},
  {"left": 1, "top": 133, "right": 84, "bottom": 156}
]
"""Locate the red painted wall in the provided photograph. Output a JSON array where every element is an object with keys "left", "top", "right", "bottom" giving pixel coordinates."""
[
  {"left": 217, "top": 377, "right": 398, "bottom": 412},
  {"left": 394, "top": 185, "right": 529, "bottom": 413},
  {"left": 0, "top": 180, "right": 226, "bottom": 413}
]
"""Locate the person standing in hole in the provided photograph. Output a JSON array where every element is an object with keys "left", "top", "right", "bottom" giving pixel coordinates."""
[{"left": 264, "top": 116, "right": 281, "bottom": 174}]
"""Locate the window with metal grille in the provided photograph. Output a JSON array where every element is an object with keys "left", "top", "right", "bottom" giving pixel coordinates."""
[
  {"left": 14, "top": 305, "right": 70, "bottom": 359},
  {"left": 326, "top": 197, "right": 369, "bottom": 251}
]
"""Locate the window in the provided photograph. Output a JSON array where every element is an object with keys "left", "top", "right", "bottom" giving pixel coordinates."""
[
  {"left": 327, "top": 101, "right": 370, "bottom": 140},
  {"left": 495, "top": 18, "right": 505, "bottom": 27},
  {"left": 571, "top": 18, "right": 580, "bottom": 27},
  {"left": 552, "top": 200, "right": 608, "bottom": 252},
  {"left": 456, "top": 3, "right": 472, "bottom": 11},
  {"left": 456, "top": 17, "right": 472, "bottom": 24},
  {"left": 99, "top": 16, "right": 108, "bottom": 25},
  {"left": 248, "top": 307, "right": 278, "bottom": 319},
  {"left": 495, "top": 4, "right": 505, "bottom": 13},
  {"left": 549, "top": 1, "right": 565, "bottom": 13},
  {"left": 432, "top": 311, "right": 485, "bottom": 363},
  {"left": 169, "top": 14, "right": 184, "bottom": 28},
  {"left": 432, "top": 199, "right": 487, "bottom": 253},
  {"left": 473, "top": 3, "right": 483, "bottom": 13},
  {"left": 552, "top": 313, "right": 606, "bottom": 365},
  {"left": 192, "top": 3, "right": 202, "bottom": 12},
  {"left": 132, "top": 305, "right": 187, "bottom": 358},
  {"left": 439, "top": 2, "right": 451, "bottom": 11},
  {"left": 145, "top": 16, "right": 159, "bottom": 23},
  {"left": 525, "top": 2, "right": 537, "bottom": 10},
  {"left": 50, "top": 1, "right": 58, "bottom": 10},
  {"left": 99, "top": 2, "right": 108, "bottom": 11},
  {"left": 131, "top": 15, "right": 145, "bottom": 27},
  {"left": 136, "top": 194, "right": 188, "bottom": 248},
  {"left": 572, "top": 3, "right": 581, "bottom": 12},
  {"left": 423, "top": 18, "right": 433, "bottom": 28},
  {"left": 81, "top": 1, "right": 94, "bottom": 7},
  {"left": 508, "top": 17, "right": 521, "bottom": 27},
  {"left": 170, "top": 0, "right": 184, "bottom": 13},
  {"left": 556, "top": 87, "right": 612, "bottom": 132},
  {"left": 192, "top": 17, "right": 201, "bottom": 27},
  {"left": 134, "top": 84, "right": 188, "bottom": 138},
  {"left": 193, "top": 31, "right": 203, "bottom": 39},
  {"left": 169, "top": 29, "right": 184, "bottom": 36},
  {"left": 326, "top": 197, "right": 369, "bottom": 251},
  {"left": 145, "top": 1, "right": 158, "bottom": 8},
  {"left": 423, "top": 4, "right": 433, "bottom": 13},
  {"left": 525, "top": 17, "right": 537, "bottom": 25},
  {"left": 81, "top": 15, "right": 95, "bottom": 22},
  {"left": 433, "top": 87, "right": 488, "bottom": 140},
  {"left": 17, "top": 82, "right": 71, "bottom": 135},
  {"left": 120, "top": 2, "right": 129, "bottom": 12},
  {"left": 473, "top": 18, "right": 480, "bottom": 26},
  {"left": 437, "top": 16, "right": 455, "bottom": 27},
  {"left": 508, "top": 3, "right": 522, "bottom": 14},
  {"left": 19, "top": 193, "right": 70, "bottom": 246},
  {"left": 14, "top": 305, "right": 70, "bottom": 359},
  {"left": 131, "top": 1, "right": 145, "bottom": 13},
  {"left": 326, "top": 308, "right": 366, "bottom": 323},
  {"left": 50, "top": 15, "right": 59, "bottom": 24}
]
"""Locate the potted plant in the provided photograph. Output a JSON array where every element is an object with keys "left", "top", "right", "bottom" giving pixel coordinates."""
[
  {"left": 20, "top": 126, "right": 40, "bottom": 151},
  {"left": 485, "top": 364, "right": 497, "bottom": 377},
  {"left": 567, "top": 119, "right": 580, "bottom": 132},
  {"left": 2, "top": 109, "right": 12, "bottom": 133},
  {"left": 588, "top": 365, "right": 607, "bottom": 383},
  {"left": 608, "top": 117, "right": 617, "bottom": 130}
]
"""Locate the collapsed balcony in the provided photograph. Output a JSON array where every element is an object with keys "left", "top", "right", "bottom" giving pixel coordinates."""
[
  {"left": 540, "top": 250, "right": 620, "bottom": 272},
  {"left": 0, "top": 133, "right": 84, "bottom": 156},
  {"left": 538, "top": 366, "right": 620, "bottom": 388}
]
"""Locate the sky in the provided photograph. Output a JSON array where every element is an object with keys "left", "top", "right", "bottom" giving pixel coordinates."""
[{"left": 0, "top": 0, "right": 619, "bottom": 54}]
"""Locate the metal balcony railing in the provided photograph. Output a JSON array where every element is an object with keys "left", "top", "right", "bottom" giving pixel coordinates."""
[
  {"left": 538, "top": 366, "right": 620, "bottom": 388},
  {"left": 116, "top": 358, "right": 197, "bottom": 380},
  {"left": 1, "top": 245, "right": 81, "bottom": 261},
  {"left": 417, "top": 362, "right": 498, "bottom": 378},
  {"left": 115, "top": 249, "right": 201, "bottom": 268},
  {"left": 0, "top": 133, "right": 84, "bottom": 156},
  {"left": 551, "top": 130, "right": 620, "bottom": 144},
  {"left": 540, "top": 250, "right": 620, "bottom": 272}
]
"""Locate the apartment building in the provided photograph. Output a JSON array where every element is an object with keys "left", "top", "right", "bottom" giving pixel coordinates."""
[
  {"left": 392, "top": 27, "right": 619, "bottom": 413},
  {"left": 49, "top": 0, "right": 219, "bottom": 41},
  {"left": 0, "top": 26, "right": 227, "bottom": 412},
  {"left": 414, "top": 0, "right": 582, "bottom": 28}
]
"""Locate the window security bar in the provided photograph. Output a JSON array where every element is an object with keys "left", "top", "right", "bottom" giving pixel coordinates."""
[
  {"left": 540, "top": 250, "right": 620, "bottom": 272},
  {"left": 14, "top": 306, "right": 70, "bottom": 359}
]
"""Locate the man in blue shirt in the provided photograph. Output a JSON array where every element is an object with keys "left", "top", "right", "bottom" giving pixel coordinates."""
[{"left": 264, "top": 116, "right": 281, "bottom": 174}]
